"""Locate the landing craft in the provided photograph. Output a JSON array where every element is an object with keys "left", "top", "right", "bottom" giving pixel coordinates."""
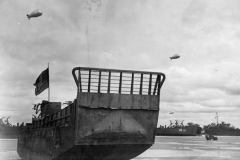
[
  {"left": 17, "top": 67, "right": 166, "bottom": 160},
  {"left": 27, "top": 9, "right": 42, "bottom": 20},
  {"left": 170, "top": 54, "right": 180, "bottom": 60}
]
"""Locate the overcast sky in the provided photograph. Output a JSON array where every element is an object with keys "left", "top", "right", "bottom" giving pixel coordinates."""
[{"left": 1, "top": 0, "right": 240, "bottom": 128}]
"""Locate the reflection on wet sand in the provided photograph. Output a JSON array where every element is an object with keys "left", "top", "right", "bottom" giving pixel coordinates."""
[
  {"left": 133, "top": 136, "right": 240, "bottom": 160},
  {"left": 1, "top": 136, "right": 240, "bottom": 160}
]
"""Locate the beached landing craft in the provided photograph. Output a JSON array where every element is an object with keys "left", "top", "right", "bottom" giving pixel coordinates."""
[
  {"left": 156, "top": 120, "right": 201, "bottom": 136},
  {"left": 204, "top": 113, "right": 240, "bottom": 136},
  {"left": 17, "top": 67, "right": 165, "bottom": 160}
]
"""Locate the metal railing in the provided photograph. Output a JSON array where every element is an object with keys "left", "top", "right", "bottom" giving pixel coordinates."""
[
  {"left": 72, "top": 67, "right": 165, "bottom": 96},
  {"left": 31, "top": 104, "right": 73, "bottom": 129}
]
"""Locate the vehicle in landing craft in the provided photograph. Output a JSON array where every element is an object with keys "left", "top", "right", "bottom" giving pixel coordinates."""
[{"left": 170, "top": 54, "right": 180, "bottom": 60}]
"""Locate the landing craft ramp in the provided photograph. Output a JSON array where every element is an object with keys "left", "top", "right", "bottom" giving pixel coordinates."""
[{"left": 18, "top": 67, "right": 165, "bottom": 160}]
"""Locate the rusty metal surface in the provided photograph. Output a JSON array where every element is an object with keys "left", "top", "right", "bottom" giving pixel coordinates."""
[
  {"left": 52, "top": 144, "right": 152, "bottom": 160},
  {"left": 17, "top": 126, "right": 74, "bottom": 160},
  {"left": 18, "top": 126, "right": 153, "bottom": 160},
  {"left": 77, "top": 92, "right": 159, "bottom": 110},
  {"left": 74, "top": 107, "right": 158, "bottom": 145}
]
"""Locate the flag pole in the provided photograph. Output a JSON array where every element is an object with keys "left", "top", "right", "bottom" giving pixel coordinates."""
[{"left": 48, "top": 63, "right": 50, "bottom": 102}]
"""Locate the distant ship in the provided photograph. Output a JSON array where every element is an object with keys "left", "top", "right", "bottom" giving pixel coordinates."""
[
  {"left": 0, "top": 117, "right": 21, "bottom": 138},
  {"left": 17, "top": 67, "right": 166, "bottom": 160},
  {"left": 156, "top": 120, "right": 201, "bottom": 136},
  {"left": 204, "top": 112, "right": 240, "bottom": 136}
]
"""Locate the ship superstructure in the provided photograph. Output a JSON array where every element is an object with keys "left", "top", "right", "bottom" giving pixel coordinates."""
[
  {"left": 0, "top": 117, "right": 21, "bottom": 138},
  {"left": 156, "top": 120, "right": 201, "bottom": 136},
  {"left": 204, "top": 113, "right": 240, "bottom": 136}
]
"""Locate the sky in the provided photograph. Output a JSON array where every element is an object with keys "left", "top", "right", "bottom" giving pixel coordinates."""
[{"left": 1, "top": 0, "right": 240, "bottom": 128}]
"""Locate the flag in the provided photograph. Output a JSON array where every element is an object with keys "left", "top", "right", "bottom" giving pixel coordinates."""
[{"left": 33, "top": 68, "right": 49, "bottom": 95}]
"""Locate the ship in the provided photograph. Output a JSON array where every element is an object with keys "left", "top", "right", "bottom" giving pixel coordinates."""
[
  {"left": 17, "top": 67, "right": 166, "bottom": 160},
  {"left": 0, "top": 116, "right": 21, "bottom": 138},
  {"left": 204, "top": 112, "right": 240, "bottom": 136},
  {"left": 156, "top": 120, "right": 201, "bottom": 136}
]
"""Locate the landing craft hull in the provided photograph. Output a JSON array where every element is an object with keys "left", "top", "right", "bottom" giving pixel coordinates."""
[
  {"left": 17, "top": 108, "right": 156, "bottom": 160},
  {"left": 205, "top": 129, "right": 240, "bottom": 136},
  {"left": 17, "top": 67, "right": 165, "bottom": 160},
  {"left": 156, "top": 126, "right": 199, "bottom": 136}
]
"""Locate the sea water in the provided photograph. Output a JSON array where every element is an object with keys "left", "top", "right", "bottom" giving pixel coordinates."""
[{"left": 1, "top": 136, "right": 240, "bottom": 160}]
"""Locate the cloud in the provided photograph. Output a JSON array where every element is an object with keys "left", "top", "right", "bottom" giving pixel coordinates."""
[
  {"left": 1, "top": 0, "right": 240, "bottom": 128},
  {"left": 181, "top": 0, "right": 208, "bottom": 27},
  {"left": 160, "top": 62, "right": 240, "bottom": 118}
]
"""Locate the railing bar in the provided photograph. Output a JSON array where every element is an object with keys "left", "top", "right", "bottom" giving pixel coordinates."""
[
  {"left": 153, "top": 75, "right": 159, "bottom": 95},
  {"left": 81, "top": 77, "right": 93, "bottom": 80},
  {"left": 81, "top": 77, "right": 112, "bottom": 80},
  {"left": 81, "top": 84, "right": 91, "bottom": 86},
  {"left": 110, "top": 78, "right": 121, "bottom": 81},
  {"left": 139, "top": 73, "right": 143, "bottom": 95},
  {"left": 89, "top": 77, "right": 100, "bottom": 80},
  {"left": 98, "top": 78, "right": 111, "bottom": 81},
  {"left": 120, "top": 86, "right": 132, "bottom": 89},
  {"left": 158, "top": 75, "right": 165, "bottom": 89},
  {"left": 130, "top": 73, "right": 134, "bottom": 94},
  {"left": 89, "top": 82, "right": 100, "bottom": 84},
  {"left": 110, "top": 89, "right": 120, "bottom": 91},
  {"left": 121, "top": 83, "right": 132, "bottom": 85},
  {"left": 89, "top": 73, "right": 100, "bottom": 76},
  {"left": 157, "top": 75, "right": 161, "bottom": 95},
  {"left": 81, "top": 82, "right": 110, "bottom": 85},
  {"left": 132, "top": 80, "right": 149, "bottom": 83},
  {"left": 120, "top": 79, "right": 134, "bottom": 82},
  {"left": 110, "top": 82, "right": 121, "bottom": 85},
  {"left": 78, "top": 68, "right": 163, "bottom": 75},
  {"left": 87, "top": 85, "right": 101, "bottom": 87},
  {"left": 96, "top": 74, "right": 109, "bottom": 76},
  {"left": 107, "top": 71, "right": 111, "bottom": 93},
  {"left": 141, "top": 87, "right": 151, "bottom": 89},
  {"left": 79, "top": 69, "right": 82, "bottom": 92},
  {"left": 98, "top": 71, "right": 101, "bottom": 93},
  {"left": 88, "top": 70, "right": 91, "bottom": 92},
  {"left": 80, "top": 73, "right": 91, "bottom": 75},
  {"left": 110, "top": 75, "right": 121, "bottom": 77},
  {"left": 86, "top": 89, "right": 120, "bottom": 91},
  {"left": 119, "top": 72, "right": 122, "bottom": 93}
]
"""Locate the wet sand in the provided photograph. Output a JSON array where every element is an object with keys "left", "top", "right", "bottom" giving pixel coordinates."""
[
  {"left": 0, "top": 136, "right": 240, "bottom": 160},
  {"left": 133, "top": 136, "right": 240, "bottom": 160}
]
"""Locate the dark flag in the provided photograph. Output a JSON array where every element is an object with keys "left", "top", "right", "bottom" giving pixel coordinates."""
[{"left": 33, "top": 68, "right": 49, "bottom": 96}]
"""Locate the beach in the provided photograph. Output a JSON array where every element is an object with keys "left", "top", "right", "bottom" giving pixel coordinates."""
[{"left": 1, "top": 136, "right": 240, "bottom": 160}]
